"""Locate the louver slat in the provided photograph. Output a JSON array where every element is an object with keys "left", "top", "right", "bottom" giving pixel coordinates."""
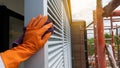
[{"left": 47, "top": 0, "right": 71, "bottom": 68}]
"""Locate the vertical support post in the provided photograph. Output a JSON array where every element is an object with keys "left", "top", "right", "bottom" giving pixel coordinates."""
[
  {"left": 96, "top": 0, "right": 106, "bottom": 68},
  {"left": 116, "top": 25, "right": 120, "bottom": 68},
  {"left": 93, "top": 10, "right": 98, "bottom": 68},
  {"left": 84, "top": 23, "right": 89, "bottom": 68},
  {"left": 110, "top": 16, "right": 116, "bottom": 58},
  {"left": 119, "top": 36, "right": 120, "bottom": 68}
]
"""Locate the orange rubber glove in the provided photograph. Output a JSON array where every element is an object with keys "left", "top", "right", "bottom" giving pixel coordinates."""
[{"left": 0, "top": 15, "right": 53, "bottom": 68}]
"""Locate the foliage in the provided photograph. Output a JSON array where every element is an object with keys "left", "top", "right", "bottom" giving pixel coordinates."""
[
  {"left": 114, "top": 35, "right": 120, "bottom": 45},
  {"left": 87, "top": 38, "right": 94, "bottom": 55},
  {"left": 87, "top": 33, "right": 120, "bottom": 56},
  {"left": 87, "top": 38, "right": 94, "bottom": 45},
  {"left": 104, "top": 33, "right": 120, "bottom": 45},
  {"left": 104, "top": 33, "right": 111, "bottom": 44},
  {"left": 104, "top": 33, "right": 111, "bottom": 38}
]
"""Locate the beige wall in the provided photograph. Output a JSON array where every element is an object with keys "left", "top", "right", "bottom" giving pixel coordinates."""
[{"left": 71, "top": 21, "right": 87, "bottom": 68}]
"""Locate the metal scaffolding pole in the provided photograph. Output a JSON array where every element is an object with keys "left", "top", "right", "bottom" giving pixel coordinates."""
[
  {"left": 110, "top": 15, "right": 116, "bottom": 59},
  {"left": 116, "top": 25, "right": 120, "bottom": 68},
  {"left": 93, "top": 10, "right": 98, "bottom": 68},
  {"left": 95, "top": 0, "right": 106, "bottom": 68}
]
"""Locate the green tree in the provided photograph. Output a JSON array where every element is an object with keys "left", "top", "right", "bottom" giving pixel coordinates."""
[
  {"left": 114, "top": 35, "right": 120, "bottom": 45},
  {"left": 87, "top": 38, "right": 94, "bottom": 45},
  {"left": 104, "top": 33, "right": 111, "bottom": 44},
  {"left": 104, "top": 33, "right": 120, "bottom": 45},
  {"left": 87, "top": 38, "right": 94, "bottom": 55},
  {"left": 87, "top": 33, "right": 120, "bottom": 56},
  {"left": 104, "top": 33, "right": 111, "bottom": 38}
]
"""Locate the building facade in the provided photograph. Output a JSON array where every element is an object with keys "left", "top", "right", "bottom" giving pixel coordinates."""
[{"left": 23, "top": 0, "right": 72, "bottom": 68}]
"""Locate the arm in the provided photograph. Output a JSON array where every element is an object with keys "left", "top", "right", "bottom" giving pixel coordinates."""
[{"left": 0, "top": 15, "right": 53, "bottom": 68}]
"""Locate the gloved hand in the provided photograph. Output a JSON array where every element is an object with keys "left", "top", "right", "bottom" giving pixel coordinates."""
[{"left": 0, "top": 15, "right": 53, "bottom": 68}]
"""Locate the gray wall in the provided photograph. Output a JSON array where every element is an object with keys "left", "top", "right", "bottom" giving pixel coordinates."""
[
  {"left": 24, "top": 0, "right": 47, "bottom": 68},
  {"left": 0, "top": 0, "right": 24, "bottom": 15}
]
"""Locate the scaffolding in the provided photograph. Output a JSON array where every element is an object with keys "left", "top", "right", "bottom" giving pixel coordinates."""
[{"left": 87, "top": 0, "right": 120, "bottom": 67}]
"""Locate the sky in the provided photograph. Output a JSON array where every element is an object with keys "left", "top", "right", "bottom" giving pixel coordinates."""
[
  {"left": 71, "top": 0, "right": 96, "bottom": 25},
  {"left": 71, "top": 0, "right": 118, "bottom": 25},
  {"left": 71, "top": 0, "right": 120, "bottom": 38}
]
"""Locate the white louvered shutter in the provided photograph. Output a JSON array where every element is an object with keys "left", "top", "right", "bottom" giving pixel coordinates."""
[
  {"left": 24, "top": 0, "right": 71, "bottom": 68},
  {"left": 47, "top": 0, "right": 72, "bottom": 68}
]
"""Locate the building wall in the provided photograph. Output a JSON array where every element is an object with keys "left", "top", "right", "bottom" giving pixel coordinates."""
[
  {"left": 24, "top": 0, "right": 72, "bottom": 68},
  {"left": 0, "top": 0, "right": 72, "bottom": 67},
  {"left": 0, "top": 0, "right": 24, "bottom": 15},
  {"left": 71, "top": 21, "right": 87, "bottom": 68}
]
